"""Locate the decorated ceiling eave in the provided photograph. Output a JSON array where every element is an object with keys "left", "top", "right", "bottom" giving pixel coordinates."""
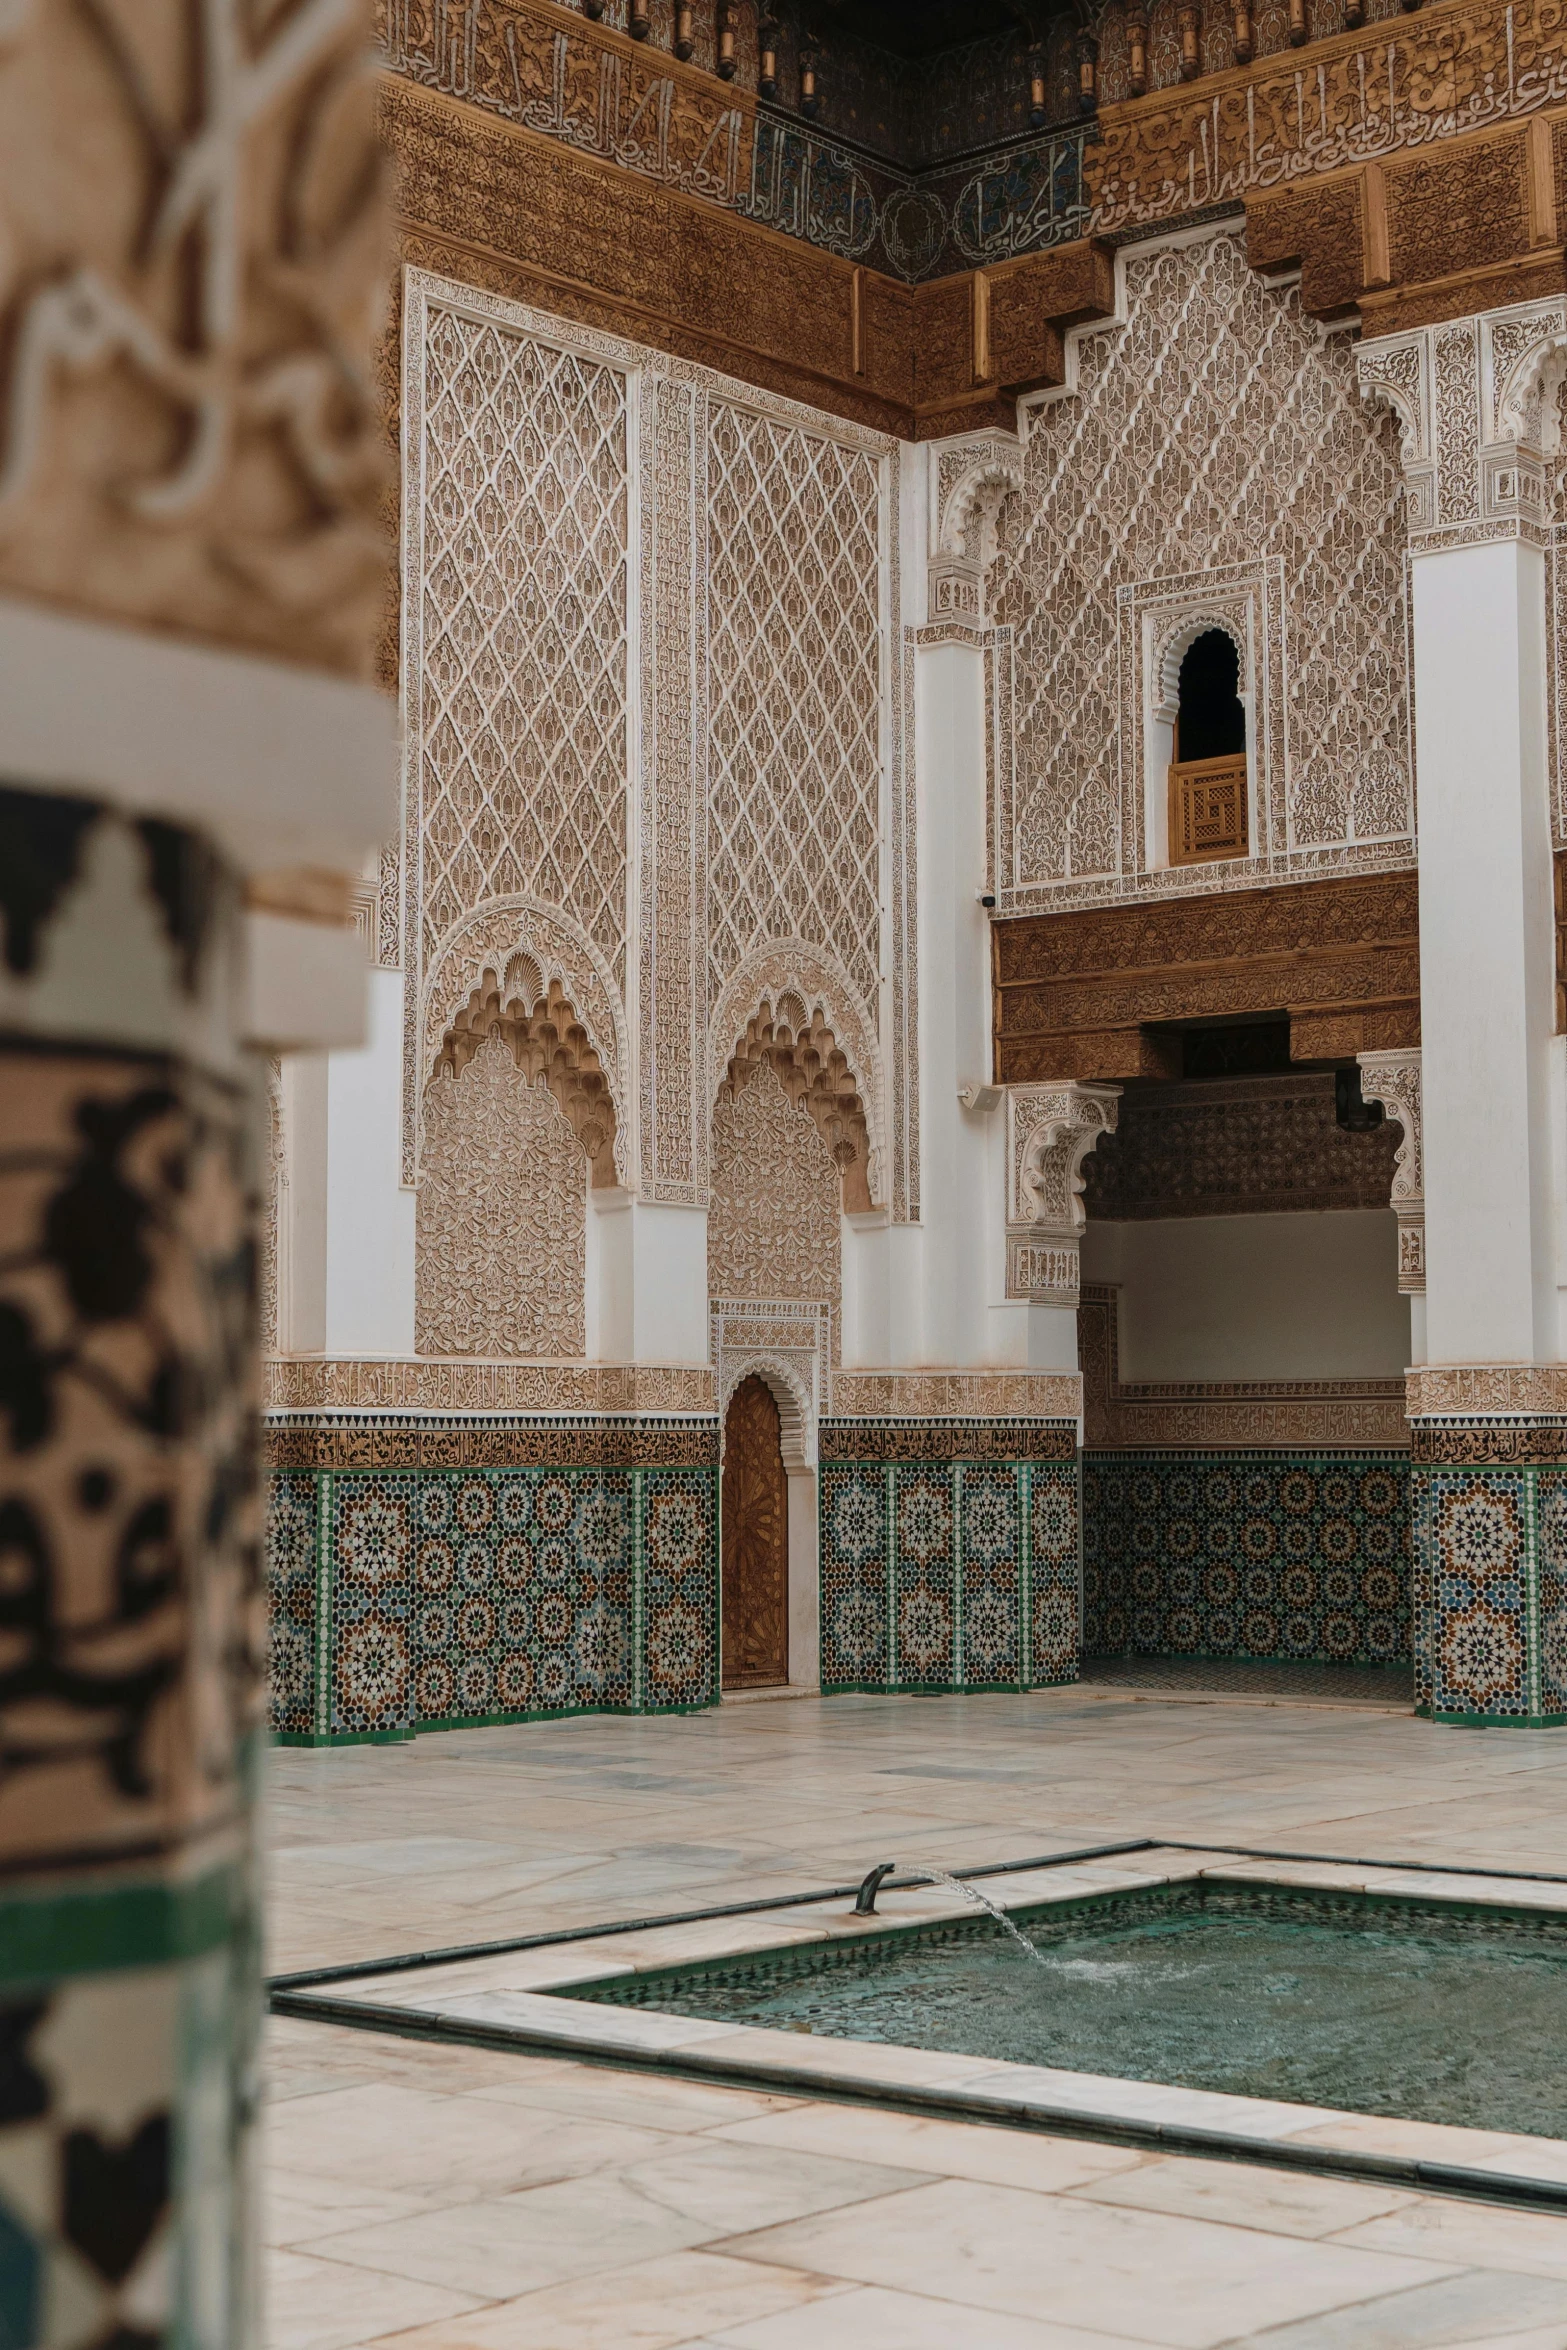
[{"left": 384, "top": 0, "right": 1567, "bottom": 438}]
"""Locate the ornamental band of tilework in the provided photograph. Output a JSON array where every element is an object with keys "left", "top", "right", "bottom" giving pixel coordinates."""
[
  {"left": 1083, "top": 1455, "right": 1413, "bottom": 1671},
  {"left": 265, "top": 1422, "right": 719, "bottom": 1740},
  {"left": 820, "top": 1432, "right": 1082, "bottom": 1695}
]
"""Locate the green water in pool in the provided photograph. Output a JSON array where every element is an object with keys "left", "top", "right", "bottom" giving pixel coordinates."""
[{"left": 569, "top": 1884, "right": 1567, "bottom": 2138}]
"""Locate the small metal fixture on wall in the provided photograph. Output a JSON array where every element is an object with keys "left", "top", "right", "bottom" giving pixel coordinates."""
[
  {"left": 1077, "top": 20, "right": 1098, "bottom": 112},
  {"left": 1127, "top": 4, "right": 1149, "bottom": 94},
  {"left": 675, "top": 0, "right": 695, "bottom": 59},
  {"left": 800, "top": 34, "right": 821, "bottom": 115},
  {"left": 1178, "top": 3, "right": 1200, "bottom": 78},
  {"left": 717, "top": 0, "right": 737, "bottom": 76},
  {"left": 758, "top": 10, "right": 779, "bottom": 94},
  {"left": 1028, "top": 44, "right": 1047, "bottom": 125}
]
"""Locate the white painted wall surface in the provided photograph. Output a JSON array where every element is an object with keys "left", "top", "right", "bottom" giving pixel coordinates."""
[
  {"left": 1081, "top": 1210, "right": 1409, "bottom": 1381},
  {"left": 321, "top": 966, "right": 416, "bottom": 1356}
]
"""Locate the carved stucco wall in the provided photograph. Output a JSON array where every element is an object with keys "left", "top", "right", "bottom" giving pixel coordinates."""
[
  {"left": 706, "top": 402, "right": 886, "bottom": 1016},
  {"left": 989, "top": 229, "right": 1414, "bottom": 913},
  {"left": 709, "top": 1061, "right": 842, "bottom": 1353},
  {"left": 412, "top": 304, "right": 630, "bottom": 980},
  {"left": 416, "top": 1030, "right": 588, "bottom": 1357},
  {"left": 397, "top": 274, "right": 912, "bottom": 1218}
]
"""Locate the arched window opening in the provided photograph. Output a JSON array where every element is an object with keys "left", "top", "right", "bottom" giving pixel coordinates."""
[{"left": 1169, "top": 627, "right": 1248, "bottom": 867}]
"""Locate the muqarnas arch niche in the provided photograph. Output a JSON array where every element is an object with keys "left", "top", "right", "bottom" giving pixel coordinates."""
[
  {"left": 416, "top": 957, "right": 619, "bottom": 1358},
  {"left": 709, "top": 992, "right": 872, "bottom": 1355}
]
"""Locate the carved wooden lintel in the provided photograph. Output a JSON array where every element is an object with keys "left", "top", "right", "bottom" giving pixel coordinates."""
[{"left": 992, "top": 871, "right": 1420, "bottom": 1086}]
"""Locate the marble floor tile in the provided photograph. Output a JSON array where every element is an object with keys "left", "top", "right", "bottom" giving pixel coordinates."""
[
  {"left": 1333, "top": 2204, "right": 1567, "bottom": 2282},
  {"left": 1221, "top": 2267, "right": 1567, "bottom": 2346},
  {"left": 706, "top": 2280, "right": 1159, "bottom": 2348},
  {"left": 265, "top": 2247, "right": 485, "bottom": 2350},
  {"left": 300, "top": 2174, "right": 721, "bottom": 2298},
  {"left": 264, "top": 2082, "right": 676, "bottom": 2202},
  {"left": 609, "top": 2138, "right": 927, "bottom": 2234},
  {"left": 710, "top": 2103, "right": 1147, "bottom": 2193},
  {"left": 353, "top": 2252, "right": 847, "bottom": 2350},
  {"left": 1072, "top": 2150, "right": 1420, "bottom": 2236},
  {"left": 720, "top": 2176, "right": 1459, "bottom": 2348},
  {"left": 263, "top": 2173, "right": 431, "bottom": 2249}
]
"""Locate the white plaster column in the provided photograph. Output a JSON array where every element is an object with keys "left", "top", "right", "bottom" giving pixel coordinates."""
[
  {"left": 1359, "top": 312, "right": 1565, "bottom": 1370},
  {"left": 1412, "top": 538, "right": 1557, "bottom": 1359},
  {"left": 907, "top": 430, "right": 1025, "bottom": 1370},
  {"left": 588, "top": 1194, "right": 710, "bottom": 1362},
  {"left": 1359, "top": 306, "right": 1567, "bottom": 1724}
]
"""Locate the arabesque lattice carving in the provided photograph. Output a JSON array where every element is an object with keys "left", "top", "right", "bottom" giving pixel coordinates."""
[
  {"left": 412, "top": 305, "right": 629, "bottom": 973},
  {"left": 721, "top": 995, "right": 873, "bottom": 1214},
  {"left": 1357, "top": 300, "right": 1567, "bottom": 549},
  {"left": 398, "top": 276, "right": 910, "bottom": 1217},
  {"left": 991, "top": 230, "right": 1413, "bottom": 910},
  {"left": 706, "top": 402, "right": 885, "bottom": 1013},
  {"left": 434, "top": 963, "right": 619, "bottom": 1186},
  {"left": 417, "top": 1029, "right": 588, "bottom": 1357}
]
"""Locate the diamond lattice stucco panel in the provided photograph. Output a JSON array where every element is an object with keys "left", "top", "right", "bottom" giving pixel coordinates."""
[
  {"left": 706, "top": 403, "right": 885, "bottom": 1011},
  {"left": 419, "top": 308, "right": 629, "bottom": 976},
  {"left": 994, "top": 230, "right": 1412, "bottom": 893}
]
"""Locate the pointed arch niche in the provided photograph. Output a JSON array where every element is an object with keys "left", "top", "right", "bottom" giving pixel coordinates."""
[{"left": 415, "top": 959, "right": 620, "bottom": 1358}]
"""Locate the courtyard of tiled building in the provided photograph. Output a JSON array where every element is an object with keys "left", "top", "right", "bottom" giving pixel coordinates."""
[{"left": 264, "top": 1687, "right": 1567, "bottom": 2348}]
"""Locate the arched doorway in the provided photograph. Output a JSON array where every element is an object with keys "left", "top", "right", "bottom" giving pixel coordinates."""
[{"left": 721, "top": 1375, "right": 789, "bottom": 1689}]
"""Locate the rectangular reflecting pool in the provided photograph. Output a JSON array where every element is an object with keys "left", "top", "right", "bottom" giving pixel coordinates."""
[{"left": 565, "top": 1881, "right": 1567, "bottom": 2139}]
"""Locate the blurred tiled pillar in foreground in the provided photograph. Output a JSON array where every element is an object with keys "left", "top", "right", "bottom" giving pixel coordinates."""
[{"left": 0, "top": 7, "right": 392, "bottom": 2343}]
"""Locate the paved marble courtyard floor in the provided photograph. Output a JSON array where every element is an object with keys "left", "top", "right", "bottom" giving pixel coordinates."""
[{"left": 266, "top": 1683, "right": 1567, "bottom": 2348}]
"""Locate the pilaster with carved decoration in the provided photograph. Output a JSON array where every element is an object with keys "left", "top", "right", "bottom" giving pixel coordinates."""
[{"left": 1005, "top": 1082, "right": 1122, "bottom": 1306}]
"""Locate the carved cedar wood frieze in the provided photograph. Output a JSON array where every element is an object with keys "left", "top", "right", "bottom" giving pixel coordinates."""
[{"left": 993, "top": 871, "right": 1420, "bottom": 1083}]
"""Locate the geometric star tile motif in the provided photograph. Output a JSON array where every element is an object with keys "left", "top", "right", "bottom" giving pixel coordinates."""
[
  {"left": 265, "top": 1455, "right": 718, "bottom": 1740},
  {"left": 820, "top": 1449, "right": 1080, "bottom": 1692},
  {"left": 1083, "top": 1453, "right": 1411, "bottom": 1668}
]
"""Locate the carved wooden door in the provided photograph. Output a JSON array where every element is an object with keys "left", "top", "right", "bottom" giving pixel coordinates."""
[{"left": 721, "top": 1375, "right": 789, "bottom": 1689}]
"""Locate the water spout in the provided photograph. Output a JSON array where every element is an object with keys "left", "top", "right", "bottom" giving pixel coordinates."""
[
  {"left": 907, "top": 1863, "right": 1053, "bottom": 1970},
  {"left": 854, "top": 1860, "right": 898, "bottom": 1915}
]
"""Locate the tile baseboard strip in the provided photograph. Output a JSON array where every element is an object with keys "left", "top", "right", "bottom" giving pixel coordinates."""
[{"left": 269, "top": 1986, "right": 1567, "bottom": 2219}]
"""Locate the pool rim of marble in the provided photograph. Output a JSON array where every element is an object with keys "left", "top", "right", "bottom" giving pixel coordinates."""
[
  {"left": 270, "top": 1846, "right": 1567, "bottom": 2218},
  {"left": 560, "top": 1870, "right": 1567, "bottom": 2006}
]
